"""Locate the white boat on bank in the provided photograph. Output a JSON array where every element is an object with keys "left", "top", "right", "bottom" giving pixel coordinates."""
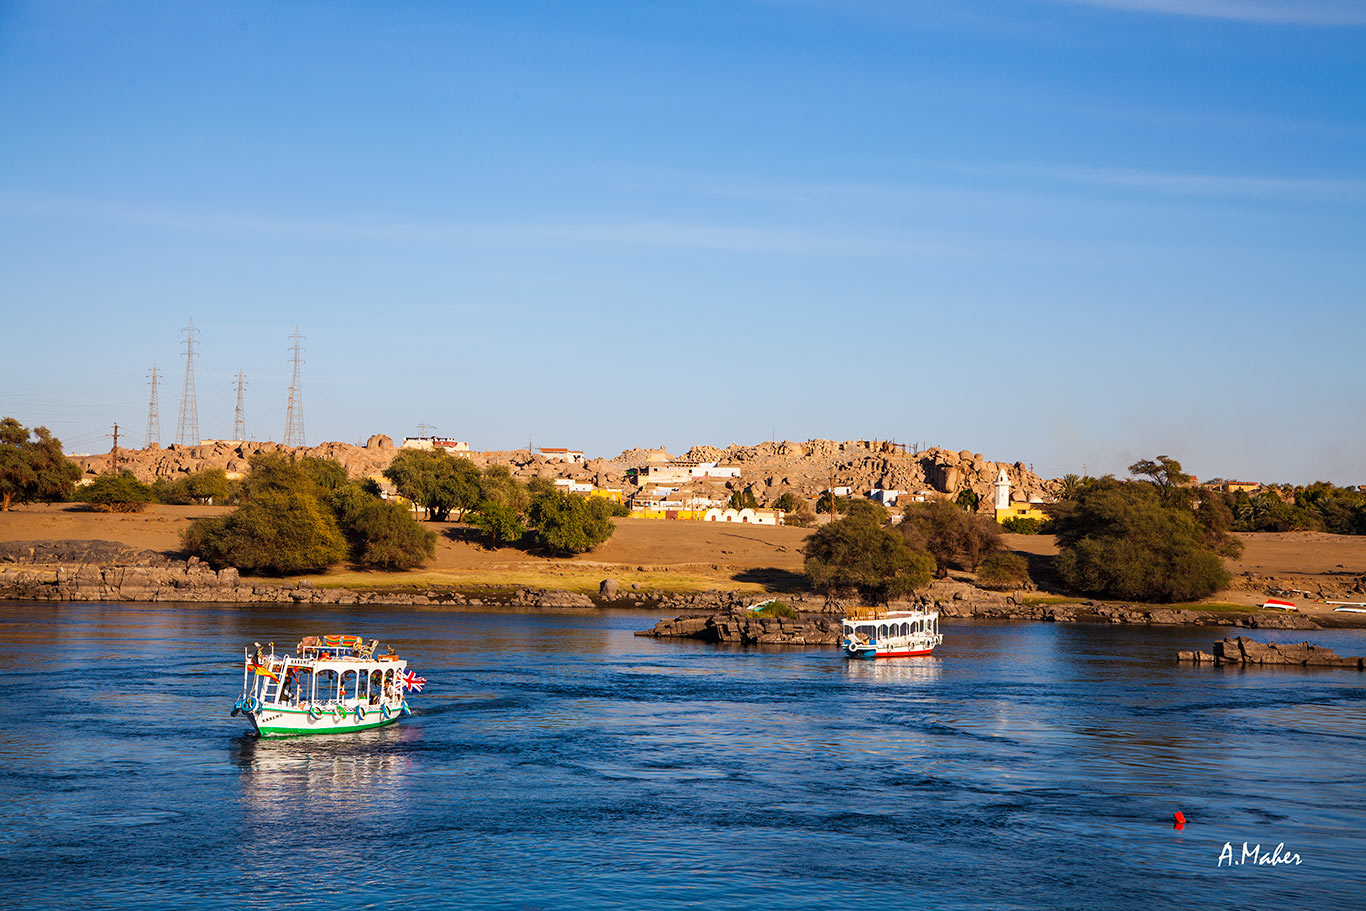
[
  {"left": 232, "top": 635, "right": 424, "bottom": 738},
  {"left": 842, "top": 605, "right": 943, "bottom": 659}
]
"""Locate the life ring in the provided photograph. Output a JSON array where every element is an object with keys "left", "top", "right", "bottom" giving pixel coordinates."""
[
  {"left": 400, "top": 701, "right": 411, "bottom": 717},
  {"left": 354, "top": 705, "right": 367, "bottom": 722},
  {"left": 380, "top": 704, "right": 393, "bottom": 720},
  {"left": 242, "top": 696, "right": 258, "bottom": 713},
  {"left": 309, "top": 705, "right": 324, "bottom": 721},
  {"left": 332, "top": 703, "right": 346, "bottom": 721}
]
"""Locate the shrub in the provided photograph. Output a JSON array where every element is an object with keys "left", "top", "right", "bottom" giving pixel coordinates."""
[
  {"left": 184, "top": 489, "right": 347, "bottom": 574},
  {"left": 750, "top": 600, "right": 797, "bottom": 618},
  {"left": 804, "top": 513, "right": 934, "bottom": 602},
  {"left": 844, "top": 497, "right": 889, "bottom": 524},
  {"left": 976, "top": 552, "right": 1030, "bottom": 590},
  {"left": 774, "top": 492, "right": 804, "bottom": 513},
  {"left": 1001, "top": 516, "right": 1041, "bottom": 535},
  {"left": 1051, "top": 477, "right": 1230, "bottom": 602},
  {"left": 728, "top": 488, "right": 759, "bottom": 510},
  {"left": 383, "top": 449, "right": 482, "bottom": 521},
  {"left": 80, "top": 472, "right": 155, "bottom": 513},
  {"left": 529, "top": 490, "right": 616, "bottom": 555},
  {"left": 469, "top": 499, "right": 527, "bottom": 546},
  {"left": 784, "top": 506, "right": 816, "bottom": 527},
  {"left": 330, "top": 482, "right": 436, "bottom": 569},
  {"left": 0, "top": 418, "right": 80, "bottom": 510},
  {"left": 346, "top": 497, "right": 436, "bottom": 569},
  {"left": 901, "top": 499, "right": 1003, "bottom": 575},
  {"left": 153, "top": 468, "right": 236, "bottom": 505}
]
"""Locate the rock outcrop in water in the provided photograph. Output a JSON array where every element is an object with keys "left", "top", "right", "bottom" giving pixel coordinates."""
[
  {"left": 1179, "top": 637, "right": 1363, "bottom": 669},
  {"left": 636, "top": 607, "right": 842, "bottom": 646}
]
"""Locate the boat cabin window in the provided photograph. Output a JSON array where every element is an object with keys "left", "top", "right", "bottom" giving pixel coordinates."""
[
  {"left": 314, "top": 669, "right": 336, "bottom": 704},
  {"left": 340, "top": 669, "right": 360, "bottom": 702}
]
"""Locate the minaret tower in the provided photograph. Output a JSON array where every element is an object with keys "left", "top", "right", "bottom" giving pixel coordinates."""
[{"left": 993, "top": 468, "right": 1011, "bottom": 512}]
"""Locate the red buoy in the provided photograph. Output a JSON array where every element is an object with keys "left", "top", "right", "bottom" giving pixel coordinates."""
[{"left": 1173, "top": 811, "right": 1186, "bottom": 830}]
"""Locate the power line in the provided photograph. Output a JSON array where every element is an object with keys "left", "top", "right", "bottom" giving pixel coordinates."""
[
  {"left": 283, "top": 326, "right": 305, "bottom": 447},
  {"left": 233, "top": 371, "right": 248, "bottom": 441},
  {"left": 145, "top": 364, "right": 162, "bottom": 448},
  {"left": 175, "top": 318, "right": 200, "bottom": 446}
]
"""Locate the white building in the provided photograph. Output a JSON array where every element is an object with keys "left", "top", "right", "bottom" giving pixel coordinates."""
[
  {"left": 702, "top": 507, "right": 779, "bottom": 525},
  {"left": 867, "top": 489, "right": 906, "bottom": 507},
  {"left": 552, "top": 478, "right": 595, "bottom": 494},
  {"left": 540, "top": 447, "right": 585, "bottom": 464},
  {"left": 402, "top": 436, "right": 470, "bottom": 452}
]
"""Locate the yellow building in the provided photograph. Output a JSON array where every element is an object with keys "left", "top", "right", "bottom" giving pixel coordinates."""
[
  {"left": 992, "top": 468, "right": 1049, "bottom": 524},
  {"left": 995, "top": 503, "right": 1049, "bottom": 524}
]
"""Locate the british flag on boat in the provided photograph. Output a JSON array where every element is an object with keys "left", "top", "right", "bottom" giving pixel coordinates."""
[{"left": 232, "top": 635, "right": 425, "bottom": 737}]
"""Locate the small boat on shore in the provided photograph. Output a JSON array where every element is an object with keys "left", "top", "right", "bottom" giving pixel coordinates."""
[
  {"left": 232, "top": 635, "right": 424, "bottom": 738},
  {"left": 842, "top": 606, "right": 942, "bottom": 659}
]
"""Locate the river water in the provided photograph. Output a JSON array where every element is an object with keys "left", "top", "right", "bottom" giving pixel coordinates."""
[{"left": 0, "top": 602, "right": 1362, "bottom": 910}]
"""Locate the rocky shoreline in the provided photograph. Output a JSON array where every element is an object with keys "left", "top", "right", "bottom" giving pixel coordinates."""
[
  {"left": 1179, "top": 637, "right": 1364, "bottom": 669},
  {"left": 0, "top": 539, "right": 1340, "bottom": 633}
]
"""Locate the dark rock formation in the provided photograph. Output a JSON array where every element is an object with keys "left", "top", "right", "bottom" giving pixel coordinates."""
[
  {"left": 636, "top": 609, "right": 841, "bottom": 646},
  {"left": 1178, "top": 637, "right": 1363, "bottom": 669}
]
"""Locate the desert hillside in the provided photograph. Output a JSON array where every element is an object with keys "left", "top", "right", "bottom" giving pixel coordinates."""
[{"left": 70, "top": 437, "right": 1056, "bottom": 509}]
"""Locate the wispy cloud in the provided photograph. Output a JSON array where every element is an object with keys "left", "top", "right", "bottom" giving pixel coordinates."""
[
  {"left": 0, "top": 192, "right": 972, "bottom": 260},
  {"left": 1050, "top": 0, "right": 1366, "bottom": 26}
]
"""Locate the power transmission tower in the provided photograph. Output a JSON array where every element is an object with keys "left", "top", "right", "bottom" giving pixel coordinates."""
[
  {"left": 109, "top": 423, "right": 120, "bottom": 473},
  {"left": 417, "top": 422, "right": 435, "bottom": 438},
  {"left": 233, "top": 372, "right": 248, "bottom": 441},
  {"left": 283, "top": 326, "right": 306, "bottom": 447},
  {"left": 145, "top": 364, "right": 162, "bottom": 448},
  {"left": 175, "top": 318, "right": 200, "bottom": 446}
]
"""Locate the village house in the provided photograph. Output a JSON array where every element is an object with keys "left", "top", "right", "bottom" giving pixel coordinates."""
[
  {"left": 402, "top": 436, "right": 470, "bottom": 452},
  {"left": 540, "top": 447, "right": 585, "bottom": 464}
]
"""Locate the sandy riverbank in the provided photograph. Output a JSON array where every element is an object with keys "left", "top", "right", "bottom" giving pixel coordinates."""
[{"left": 2, "top": 504, "right": 1363, "bottom": 621}]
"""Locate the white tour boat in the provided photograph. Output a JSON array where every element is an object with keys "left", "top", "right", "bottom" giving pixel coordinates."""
[
  {"left": 842, "top": 605, "right": 942, "bottom": 659},
  {"left": 232, "top": 635, "right": 425, "bottom": 738}
]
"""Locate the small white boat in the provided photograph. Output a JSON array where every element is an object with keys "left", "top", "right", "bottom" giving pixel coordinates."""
[
  {"left": 232, "top": 635, "right": 424, "bottom": 738},
  {"left": 841, "top": 606, "right": 942, "bottom": 659},
  {"left": 1262, "top": 598, "right": 1298, "bottom": 611},
  {"left": 1333, "top": 606, "right": 1366, "bottom": 614}
]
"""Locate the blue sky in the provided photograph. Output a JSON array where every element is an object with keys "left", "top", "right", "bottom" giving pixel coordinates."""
[{"left": 1, "top": 1, "right": 1362, "bottom": 483}]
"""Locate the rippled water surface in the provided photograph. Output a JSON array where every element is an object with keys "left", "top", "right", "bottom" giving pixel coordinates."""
[{"left": 1, "top": 603, "right": 1363, "bottom": 910}]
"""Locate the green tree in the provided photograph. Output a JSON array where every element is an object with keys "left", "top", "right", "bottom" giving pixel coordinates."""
[
  {"left": 976, "top": 551, "right": 1030, "bottom": 591},
  {"left": 181, "top": 467, "right": 234, "bottom": 505},
  {"left": 79, "top": 471, "right": 156, "bottom": 513},
  {"left": 184, "top": 489, "right": 347, "bottom": 574},
  {"left": 803, "top": 513, "right": 934, "bottom": 602},
  {"left": 383, "top": 449, "right": 481, "bottom": 521},
  {"left": 727, "top": 488, "right": 759, "bottom": 510},
  {"left": 1000, "top": 516, "right": 1041, "bottom": 535},
  {"left": 469, "top": 499, "right": 527, "bottom": 546},
  {"left": 1057, "top": 474, "right": 1084, "bottom": 501},
  {"left": 1051, "top": 478, "right": 1230, "bottom": 602},
  {"left": 815, "top": 491, "right": 846, "bottom": 514},
  {"left": 331, "top": 485, "right": 436, "bottom": 569},
  {"left": 0, "top": 418, "right": 80, "bottom": 510},
  {"left": 1128, "top": 455, "right": 1193, "bottom": 491},
  {"left": 955, "top": 489, "right": 980, "bottom": 512},
  {"left": 901, "top": 498, "right": 1002, "bottom": 576},
  {"left": 774, "top": 492, "right": 804, "bottom": 513},
  {"left": 844, "top": 497, "right": 889, "bottom": 524},
  {"left": 529, "top": 490, "right": 616, "bottom": 555}
]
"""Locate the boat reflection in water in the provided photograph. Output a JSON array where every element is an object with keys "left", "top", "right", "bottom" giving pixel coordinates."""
[
  {"left": 230, "top": 724, "right": 419, "bottom": 816},
  {"left": 841, "top": 655, "right": 943, "bottom": 684}
]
